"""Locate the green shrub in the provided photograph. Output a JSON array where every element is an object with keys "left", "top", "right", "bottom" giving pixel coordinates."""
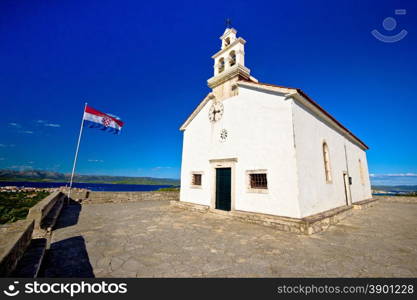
[
  {"left": 0, "top": 191, "right": 50, "bottom": 224},
  {"left": 157, "top": 186, "right": 180, "bottom": 191}
]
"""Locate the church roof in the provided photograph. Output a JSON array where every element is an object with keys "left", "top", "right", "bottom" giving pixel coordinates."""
[
  {"left": 238, "top": 80, "right": 369, "bottom": 150},
  {"left": 180, "top": 80, "right": 369, "bottom": 150}
]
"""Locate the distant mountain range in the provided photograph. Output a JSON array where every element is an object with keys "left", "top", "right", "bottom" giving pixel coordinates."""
[
  {"left": 0, "top": 169, "right": 180, "bottom": 186},
  {"left": 372, "top": 185, "right": 417, "bottom": 194},
  {"left": 2, "top": 169, "right": 415, "bottom": 191}
]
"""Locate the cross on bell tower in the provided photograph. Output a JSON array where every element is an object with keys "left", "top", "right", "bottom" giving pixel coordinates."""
[{"left": 225, "top": 18, "right": 232, "bottom": 29}]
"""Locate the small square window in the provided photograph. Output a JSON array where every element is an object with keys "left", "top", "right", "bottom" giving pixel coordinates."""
[
  {"left": 192, "top": 174, "right": 202, "bottom": 186},
  {"left": 249, "top": 173, "right": 267, "bottom": 189}
]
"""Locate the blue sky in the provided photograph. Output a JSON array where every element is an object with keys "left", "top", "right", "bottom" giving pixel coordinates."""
[{"left": 0, "top": 0, "right": 416, "bottom": 184}]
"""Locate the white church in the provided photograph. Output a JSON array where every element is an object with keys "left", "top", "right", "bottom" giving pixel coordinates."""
[{"left": 179, "top": 27, "right": 372, "bottom": 220}]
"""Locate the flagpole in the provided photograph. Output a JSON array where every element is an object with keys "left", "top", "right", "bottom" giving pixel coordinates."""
[{"left": 67, "top": 102, "right": 87, "bottom": 204}]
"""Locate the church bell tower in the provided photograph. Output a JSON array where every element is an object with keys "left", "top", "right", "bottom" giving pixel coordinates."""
[{"left": 207, "top": 27, "right": 256, "bottom": 100}]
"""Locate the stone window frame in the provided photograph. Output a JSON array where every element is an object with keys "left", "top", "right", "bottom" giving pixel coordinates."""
[
  {"left": 190, "top": 171, "right": 204, "bottom": 189},
  {"left": 218, "top": 57, "right": 225, "bottom": 73},
  {"left": 224, "top": 37, "right": 231, "bottom": 47},
  {"left": 246, "top": 169, "right": 269, "bottom": 194},
  {"left": 358, "top": 158, "right": 365, "bottom": 185},
  {"left": 322, "top": 141, "right": 333, "bottom": 184},
  {"left": 229, "top": 50, "right": 236, "bottom": 67}
]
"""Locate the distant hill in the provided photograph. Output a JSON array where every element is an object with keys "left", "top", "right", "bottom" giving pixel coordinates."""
[{"left": 0, "top": 169, "right": 179, "bottom": 186}]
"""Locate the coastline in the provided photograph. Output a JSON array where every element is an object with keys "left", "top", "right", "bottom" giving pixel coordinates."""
[
  {"left": 0, "top": 181, "right": 176, "bottom": 192},
  {"left": 0, "top": 178, "right": 176, "bottom": 185}
]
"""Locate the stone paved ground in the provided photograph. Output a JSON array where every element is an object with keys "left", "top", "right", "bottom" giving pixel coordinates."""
[{"left": 40, "top": 200, "right": 417, "bottom": 277}]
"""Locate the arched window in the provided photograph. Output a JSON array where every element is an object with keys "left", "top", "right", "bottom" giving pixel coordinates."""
[
  {"left": 359, "top": 159, "right": 365, "bottom": 185},
  {"left": 218, "top": 57, "right": 225, "bottom": 73},
  {"left": 224, "top": 37, "right": 230, "bottom": 47},
  {"left": 229, "top": 51, "right": 236, "bottom": 66},
  {"left": 323, "top": 142, "right": 332, "bottom": 182}
]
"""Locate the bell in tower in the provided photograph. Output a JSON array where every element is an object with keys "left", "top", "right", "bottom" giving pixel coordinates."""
[{"left": 207, "top": 26, "right": 257, "bottom": 100}]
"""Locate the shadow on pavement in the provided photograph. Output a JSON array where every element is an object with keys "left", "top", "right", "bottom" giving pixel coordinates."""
[
  {"left": 53, "top": 200, "right": 82, "bottom": 230},
  {"left": 39, "top": 236, "right": 95, "bottom": 278}
]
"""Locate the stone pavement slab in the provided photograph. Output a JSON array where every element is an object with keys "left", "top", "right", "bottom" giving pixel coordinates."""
[{"left": 40, "top": 200, "right": 417, "bottom": 277}]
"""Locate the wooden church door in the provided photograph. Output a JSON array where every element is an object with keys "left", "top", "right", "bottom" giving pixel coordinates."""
[{"left": 215, "top": 168, "right": 231, "bottom": 211}]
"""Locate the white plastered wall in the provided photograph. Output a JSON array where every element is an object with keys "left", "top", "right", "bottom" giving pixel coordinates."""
[
  {"left": 180, "top": 86, "right": 301, "bottom": 218},
  {"left": 291, "top": 100, "right": 372, "bottom": 218}
]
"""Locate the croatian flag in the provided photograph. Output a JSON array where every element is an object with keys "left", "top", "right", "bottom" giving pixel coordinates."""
[{"left": 83, "top": 105, "right": 124, "bottom": 134}]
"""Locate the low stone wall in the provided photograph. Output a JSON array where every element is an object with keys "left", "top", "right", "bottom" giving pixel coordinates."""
[
  {"left": 0, "top": 191, "right": 65, "bottom": 276},
  {"left": 231, "top": 209, "right": 309, "bottom": 234},
  {"left": 171, "top": 199, "right": 380, "bottom": 235},
  {"left": 375, "top": 195, "right": 417, "bottom": 204},
  {"left": 83, "top": 191, "right": 179, "bottom": 204},
  {"left": 303, "top": 206, "right": 354, "bottom": 234},
  {"left": 170, "top": 200, "right": 210, "bottom": 213},
  {"left": 352, "top": 198, "right": 378, "bottom": 209},
  {"left": 67, "top": 189, "right": 89, "bottom": 201},
  {"left": 26, "top": 191, "right": 65, "bottom": 231},
  {"left": 0, "top": 220, "right": 34, "bottom": 277}
]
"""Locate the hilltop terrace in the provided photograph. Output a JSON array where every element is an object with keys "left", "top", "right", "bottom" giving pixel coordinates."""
[{"left": 1, "top": 190, "right": 416, "bottom": 278}]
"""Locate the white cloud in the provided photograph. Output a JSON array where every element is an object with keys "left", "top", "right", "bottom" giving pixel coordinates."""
[
  {"left": 152, "top": 166, "right": 172, "bottom": 170},
  {"left": 8, "top": 122, "right": 21, "bottom": 127},
  {"left": 44, "top": 123, "right": 61, "bottom": 128},
  {"left": 88, "top": 159, "right": 104, "bottom": 163},
  {"left": 372, "top": 173, "right": 417, "bottom": 178},
  {"left": 0, "top": 157, "right": 5, "bottom": 160},
  {"left": 0, "top": 144, "right": 15, "bottom": 148},
  {"left": 22, "top": 130, "right": 34, "bottom": 134},
  {"left": 36, "top": 120, "right": 61, "bottom": 128},
  {"left": 8, "top": 165, "right": 33, "bottom": 171}
]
